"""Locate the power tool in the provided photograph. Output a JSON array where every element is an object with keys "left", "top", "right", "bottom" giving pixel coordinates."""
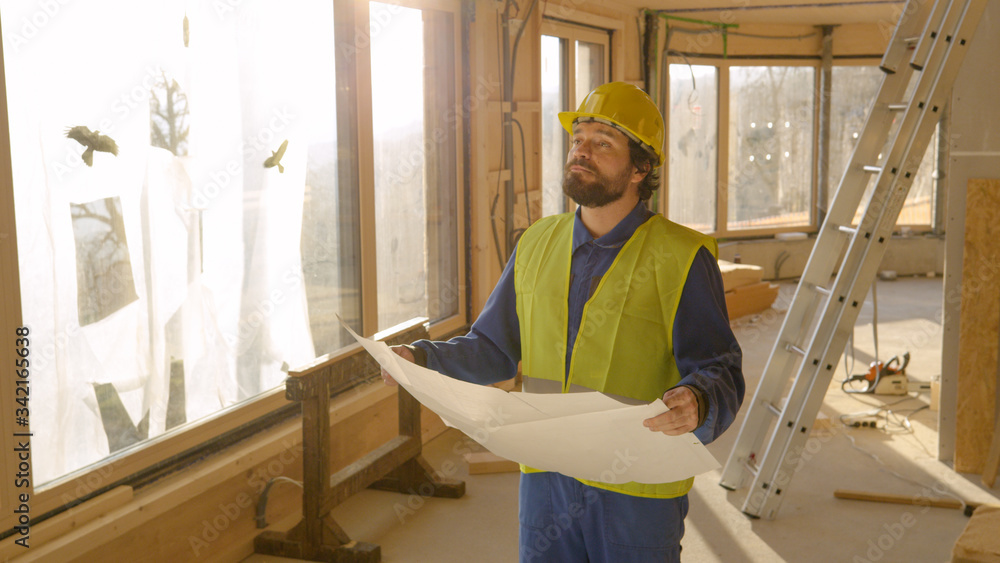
[{"left": 842, "top": 352, "right": 910, "bottom": 395}]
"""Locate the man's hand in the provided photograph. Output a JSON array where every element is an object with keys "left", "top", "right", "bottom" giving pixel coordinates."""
[
  {"left": 642, "top": 386, "right": 699, "bottom": 435},
  {"left": 380, "top": 345, "right": 414, "bottom": 386}
]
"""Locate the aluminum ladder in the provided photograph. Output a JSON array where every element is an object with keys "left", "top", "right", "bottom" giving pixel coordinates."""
[{"left": 719, "top": 0, "right": 987, "bottom": 520}]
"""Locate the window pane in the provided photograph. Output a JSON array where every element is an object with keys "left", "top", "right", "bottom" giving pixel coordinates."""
[
  {"left": 541, "top": 35, "right": 566, "bottom": 217},
  {"left": 899, "top": 130, "right": 936, "bottom": 225},
  {"left": 668, "top": 64, "right": 717, "bottom": 231},
  {"left": 575, "top": 41, "right": 605, "bottom": 107},
  {"left": 371, "top": 3, "right": 459, "bottom": 331},
  {"left": 830, "top": 66, "right": 935, "bottom": 226},
  {"left": 2, "top": 1, "right": 347, "bottom": 485},
  {"left": 829, "top": 66, "right": 882, "bottom": 210},
  {"left": 728, "top": 66, "right": 815, "bottom": 230}
]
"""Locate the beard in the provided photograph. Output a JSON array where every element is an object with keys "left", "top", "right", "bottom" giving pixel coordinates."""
[{"left": 562, "top": 159, "right": 632, "bottom": 208}]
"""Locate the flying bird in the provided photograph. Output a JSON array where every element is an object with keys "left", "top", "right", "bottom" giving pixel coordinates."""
[
  {"left": 263, "top": 139, "right": 288, "bottom": 173},
  {"left": 65, "top": 126, "right": 119, "bottom": 167}
]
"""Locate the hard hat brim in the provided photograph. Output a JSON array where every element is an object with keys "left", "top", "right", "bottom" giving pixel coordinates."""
[{"left": 558, "top": 111, "right": 664, "bottom": 166}]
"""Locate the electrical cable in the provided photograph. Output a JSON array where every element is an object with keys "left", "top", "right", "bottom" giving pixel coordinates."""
[
  {"left": 489, "top": 9, "right": 507, "bottom": 270},
  {"left": 509, "top": 0, "right": 538, "bottom": 90},
  {"left": 837, "top": 394, "right": 929, "bottom": 434},
  {"left": 872, "top": 277, "right": 879, "bottom": 367},
  {"left": 842, "top": 331, "right": 855, "bottom": 383},
  {"left": 255, "top": 476, "right": 304, "bottom": 529},
  {"left": 843, "top": 432, "right": 967, "bottom": 511}
]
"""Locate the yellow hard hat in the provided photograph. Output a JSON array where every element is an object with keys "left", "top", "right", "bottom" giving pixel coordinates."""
[{"left": 558, "top": 82, "right": 665, "bottom": 166}]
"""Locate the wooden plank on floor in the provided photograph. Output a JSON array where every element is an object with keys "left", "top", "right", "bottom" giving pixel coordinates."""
[
  {"left": 464, "top": 452, "right": 519, "bottom": 475},
  {"left": 983, "top": 410, "right": 1000, "bottom": 488}
]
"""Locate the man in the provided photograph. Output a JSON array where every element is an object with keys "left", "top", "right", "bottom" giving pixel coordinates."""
[{"left": 382, "top": 82, "right": 744, "bottom": 562}]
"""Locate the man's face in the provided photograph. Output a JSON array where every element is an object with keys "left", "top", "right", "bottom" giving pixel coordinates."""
[{"left": 563, "top": 121, "right": 637, "bottom": 208}]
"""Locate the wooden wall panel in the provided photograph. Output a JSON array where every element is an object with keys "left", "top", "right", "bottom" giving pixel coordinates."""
[{"left": 955, "top": 178, "right": 1000, "bottom": 473}]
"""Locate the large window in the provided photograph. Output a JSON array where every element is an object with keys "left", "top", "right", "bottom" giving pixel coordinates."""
[
  {"left": 0, "top": 0, "right": 464, "bottom": 511},
  {"left": 540, "top": 21, "right": 609, "bottom": 217},
  {"left": 667, "top": 60, "right": 939, "bottom": 237}
]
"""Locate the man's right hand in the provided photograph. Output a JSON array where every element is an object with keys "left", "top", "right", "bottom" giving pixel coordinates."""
[{"left": 381, "top": 345, "right": 414, "bottom": 386}]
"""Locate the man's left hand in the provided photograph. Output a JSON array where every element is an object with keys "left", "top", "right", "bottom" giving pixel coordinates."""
[{"left": 642, "top": 387, "right": 699, "bottom": 435}]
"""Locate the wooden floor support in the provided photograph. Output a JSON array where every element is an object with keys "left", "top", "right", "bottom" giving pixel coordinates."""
[{"left": 254, "top": 319, "right": 465, "bottom": 562}]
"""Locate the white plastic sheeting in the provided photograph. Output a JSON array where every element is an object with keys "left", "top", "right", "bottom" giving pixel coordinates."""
[{"left": 2, "top": 0, "right": 337, "bottom": 484}]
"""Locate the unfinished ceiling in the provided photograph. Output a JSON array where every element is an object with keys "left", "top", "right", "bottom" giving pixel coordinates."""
[{"left": 635, "top": 1, "right": 905, "bottom": 25}]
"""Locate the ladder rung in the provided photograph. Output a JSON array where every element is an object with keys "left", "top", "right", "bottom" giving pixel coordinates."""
[
  {"left": 785, "top": 343, "right": 806, "bottom": 356},
  {"left": 903, "top": 36, "right": 919, "bottom": 44},
  {"left": 888, "top": 104, "right": 908, "bottom": 111},
  {"left": 743, "top": 460, "right": 760, "bottom": 477},
  {"left": 838, "top": 225, "right": 857, "bottom": 235},
  {"left": 813, "top": 285, "right": 832, "bottom": 296},
  {"left": 863, "top": 165, "right": 882, "bottom": 174},
  {"left": 763, "top": 401, "right": 782, "bottom": 417}
]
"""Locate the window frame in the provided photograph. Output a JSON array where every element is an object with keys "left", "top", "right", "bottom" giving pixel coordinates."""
[
  {"left": 0, "top": 0, "right": 467, "bottom": 530},
  {"left": 539, "top": 15, "right": 619, "bottom": 217}
]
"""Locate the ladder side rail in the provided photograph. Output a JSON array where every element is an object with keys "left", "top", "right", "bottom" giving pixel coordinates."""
[
  {"left": 739, "top": 1, "right": 984, "bottom": 518},
  {"left": 911, "top": 0, "right": 953, "bottom": 71},
  {"left": 881, "top": 0, "right": 938, "bottom": 74},
  {"left": 752, "top": 109, "right": 955, "bottom": 517},
  {"left": 720, "top": 62, "right": 919, "bottom": 488},
  {"left": 720, "top": 35, "right": 921, "bottom": 489},
  {"left": 719, "top": 282, "right": 812, "bottom": 488}
]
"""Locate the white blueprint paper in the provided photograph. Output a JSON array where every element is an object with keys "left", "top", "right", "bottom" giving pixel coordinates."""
[{"left": 348, "top": 326, "right": 720, "bottom": 485}]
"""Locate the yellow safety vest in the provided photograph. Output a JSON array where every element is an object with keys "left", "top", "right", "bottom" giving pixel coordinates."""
[{"left": 514, "top": 211, "right": 718, "bottom": 498}]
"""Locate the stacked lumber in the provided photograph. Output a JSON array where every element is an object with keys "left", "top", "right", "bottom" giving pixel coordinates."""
[{"left": 718, "top": 259, "right": 779, "bottom": 320}]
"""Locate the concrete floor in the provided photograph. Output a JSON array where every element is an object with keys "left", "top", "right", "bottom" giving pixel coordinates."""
[{"left": 245, "top": 276, "right": 1000, "bottom": 562}]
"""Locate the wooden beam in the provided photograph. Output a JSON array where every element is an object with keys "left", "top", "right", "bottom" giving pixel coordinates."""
[
  {"left": 324, "top": 436, "right": 421, "bottom": 513},
  {"left": 0, "top": 20, "right": 29, "bottom": 535},
  {"left": 983, "top": 410, "right": 1000, "bottom": 488}
]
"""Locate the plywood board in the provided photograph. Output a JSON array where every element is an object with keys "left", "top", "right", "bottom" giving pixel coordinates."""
[
  {"left": 955, "top": 178, "right": 1000, "bottom": 473},
  {"left": 952, "top": 505, "right": 1000, "bottom": 563}
]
